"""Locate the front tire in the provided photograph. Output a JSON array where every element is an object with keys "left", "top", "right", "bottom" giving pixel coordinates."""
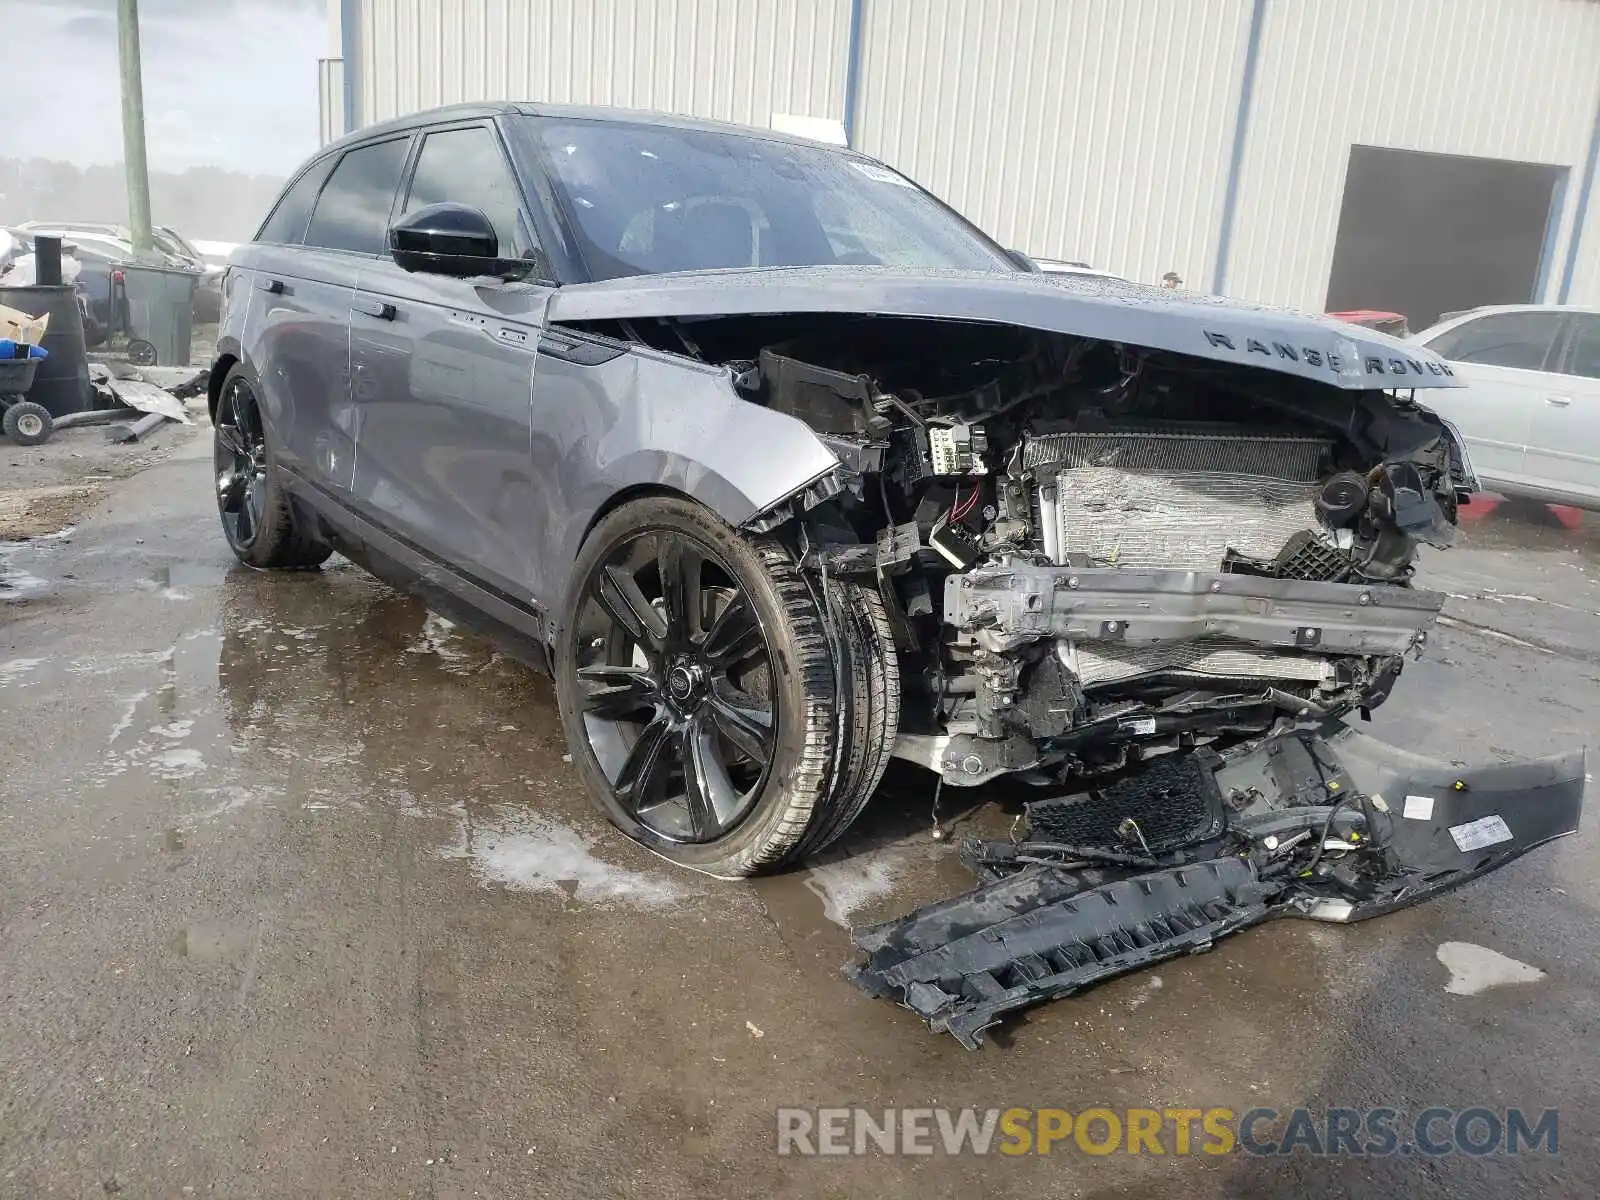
[
  {"left": 213, "top": 366, "right": 332, "bottom": 570},
  {"left": 555, "top": 497, "right": 840, "bottom": 877},
  {"left": 794, "top": 579, "right": 900, "bottom": 858}
]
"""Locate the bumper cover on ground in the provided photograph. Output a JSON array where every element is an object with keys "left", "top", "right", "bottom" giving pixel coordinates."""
[{"left": 845, "top": 721, "right": 1586, "bottom": 1049}]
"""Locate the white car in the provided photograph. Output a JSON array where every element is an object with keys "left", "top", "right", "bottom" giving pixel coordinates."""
[{"left": 1411, "top": 304, "right": 1600, "bottom": 508}]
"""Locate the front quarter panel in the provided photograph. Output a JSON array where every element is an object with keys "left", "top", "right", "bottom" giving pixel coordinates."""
[{"left": 528, "top": 339, "right": 839, "bottom": 608}]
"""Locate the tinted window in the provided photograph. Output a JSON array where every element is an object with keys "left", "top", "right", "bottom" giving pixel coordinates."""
[
  {"left": 1564, "top": 316, "right": 1600, "bottom": 380},
  {"left": 403, "top": 125, "right": 531, "bottom": 257},
  {"left": 257, "top": 157, "right": 335, "bottom": 246},
  {"left": 1427, "top": 311, "right": 1563, "bottom": 371},
  {"left": 304, "top": 138, "right": 411, "bottom": 254},
  {"left": 522, "top": 117, "right": 1013, "bottom": 279}
]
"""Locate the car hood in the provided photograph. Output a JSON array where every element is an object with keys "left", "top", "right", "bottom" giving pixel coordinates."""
[{"left": 547, "top": 265, "right": 1464, "bottom": 391}]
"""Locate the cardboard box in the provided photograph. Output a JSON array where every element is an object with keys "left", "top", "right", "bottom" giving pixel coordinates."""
[{"left": 0, "top": 303, "right": 50, "bottom": 346}]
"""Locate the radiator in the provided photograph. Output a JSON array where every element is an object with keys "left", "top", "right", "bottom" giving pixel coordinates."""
[
  {"left": 1068, "top": 637, "right": 1335, "bottom": 689},
  {"left": 1029, "top": 430, "right": 1332, "bottom": 570}
]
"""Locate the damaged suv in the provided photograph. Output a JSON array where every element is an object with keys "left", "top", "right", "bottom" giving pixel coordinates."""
[{"left": 214, "top": 105, "right": 1584, "bottom": 1040}]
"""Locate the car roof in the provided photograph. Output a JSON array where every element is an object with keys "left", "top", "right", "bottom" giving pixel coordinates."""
[
  {"left": 1431, "top": 302, "right": 1600, "bottom": 321},
  {"left": 318, "top": 101, "right": 871, "bottom": 160},
  {"left": 1410, "top": 302, "right": 1600, "bottom": 344}
]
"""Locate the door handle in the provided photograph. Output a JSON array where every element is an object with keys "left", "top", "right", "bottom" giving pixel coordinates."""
[
  {"left": 1545, "top": 395, "right": 1572, "bottom": 407},
  {"left": 351, "top": 297, "right": 397, "bottom": 321},
  {"left": 256, "top": 277, "right": 285, "bottom": 294}
]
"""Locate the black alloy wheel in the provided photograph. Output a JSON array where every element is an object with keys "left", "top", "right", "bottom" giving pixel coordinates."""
[
  {"left": 574, "top": 528, "right": 778, "bottom": 844},
  {"left": 214, "top": 375, "right": 269, "bottom": 550}
]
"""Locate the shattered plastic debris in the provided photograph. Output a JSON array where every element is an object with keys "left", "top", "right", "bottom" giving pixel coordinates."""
[{"left": 846, "top": 721, "right": 1585, "bottom": 1048}]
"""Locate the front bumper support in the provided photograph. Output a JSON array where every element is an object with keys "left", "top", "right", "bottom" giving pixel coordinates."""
[{"left": 944, "top": 565, "right": 1444, "bottom": 655}]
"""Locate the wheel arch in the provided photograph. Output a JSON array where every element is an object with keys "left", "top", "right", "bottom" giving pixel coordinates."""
[
  {"left": 558, "top": 450, "right": 766, "bottom": 573},
  {"left": 207, "top": 349, "right": 242, "bottom": 421}
]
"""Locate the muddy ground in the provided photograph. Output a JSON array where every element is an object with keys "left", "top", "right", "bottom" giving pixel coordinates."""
[{"left": 2, "top": 432, "right": 1597, "bottom": 1198}]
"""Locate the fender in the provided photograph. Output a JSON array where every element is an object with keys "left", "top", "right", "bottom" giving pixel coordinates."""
[{"left": 530, "top": 341, "right": 842, "bottom": 600}]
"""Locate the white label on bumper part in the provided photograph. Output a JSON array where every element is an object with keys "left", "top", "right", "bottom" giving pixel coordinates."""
[
  {"left": 1448, "top": 814, "right": 1514, "bottom": 853},
  {"left": 1120, "top": 717, "right": 1158, "bottom": 735},
  {"left": 1403, "top": 794, "right": 1435, "bottom": 821}
]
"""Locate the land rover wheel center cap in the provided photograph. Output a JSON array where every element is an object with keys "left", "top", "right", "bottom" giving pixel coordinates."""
[{"left": 668, "top": 660, "right": 707, "bottom": 704}]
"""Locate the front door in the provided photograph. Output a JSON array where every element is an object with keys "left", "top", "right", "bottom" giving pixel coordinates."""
[
  {"left": 1525, "top": 314, "right": 1600, "bottom": 503},
  {"left": 350, "top": 122, "right": 551, "bottom": 598},
  {"left": 1420, "top": 309, "right": 1566, "bottom": 487}
]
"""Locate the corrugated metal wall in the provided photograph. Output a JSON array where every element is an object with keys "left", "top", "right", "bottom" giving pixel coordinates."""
[
  {"left": 317, "top": 58, "right": 346, "bottom": 146},
  {"left": 339, "top": 0, "right": 1600, "bottom": 308},
  {"left": 853, "top": 0, "right": 1255, "bottom": 287},
  {"left": 1229, "top": 0, "right": 1600, "bottom": 310},
  {"left": 1572, "top": 129, "right": 1600, "bottom": 305},
  {"left": 352, "top": 0, "right": 850, "bottom": 133}
]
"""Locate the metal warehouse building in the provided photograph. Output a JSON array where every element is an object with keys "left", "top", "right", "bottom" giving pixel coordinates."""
[{"left": 320, "top": 0, "right": 1600, "bottom": 325}]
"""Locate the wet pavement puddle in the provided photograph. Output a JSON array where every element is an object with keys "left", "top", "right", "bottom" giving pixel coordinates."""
[
  {"left": 802, "top": 836, "right": 945, "bottom": 928},
  {"left": 1436, "top": 941, "right": 1546, "bottom": 995},
  {"left": 441, "top": 802, "right": 692, "bottom": 907},
  {"left": 4, "top": 560, "right": 719, "bottom": 918}
]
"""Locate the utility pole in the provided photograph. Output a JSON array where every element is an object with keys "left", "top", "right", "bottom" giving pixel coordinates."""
[{"left": 116, "top": 0, "right": 154, "bottom": 256}]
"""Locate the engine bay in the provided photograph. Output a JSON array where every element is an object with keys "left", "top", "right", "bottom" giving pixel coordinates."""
[{"left": 593, "top": 312, "right": 1477, "bottom": 784}]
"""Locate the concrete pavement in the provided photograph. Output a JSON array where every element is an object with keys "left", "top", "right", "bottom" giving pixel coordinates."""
[{"left": 2, "top": 428, "right": 1597, "bottom": 1198}]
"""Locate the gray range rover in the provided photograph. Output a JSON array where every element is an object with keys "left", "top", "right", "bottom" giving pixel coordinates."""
[{"left": 211, "top": 103, "right": 1583, "bottom": 1043}]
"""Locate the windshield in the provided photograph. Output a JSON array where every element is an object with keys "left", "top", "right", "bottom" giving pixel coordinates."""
[{"left": 521, "top": 117, "right": 1015, "bottom": 280}]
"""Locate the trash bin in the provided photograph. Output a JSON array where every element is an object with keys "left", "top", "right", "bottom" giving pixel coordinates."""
[
  {"left": 0, "top": 283, "right": 93, "bottom": 416},
  {"left": 118, "top": 262, "right": 199, "bottom": 366}
]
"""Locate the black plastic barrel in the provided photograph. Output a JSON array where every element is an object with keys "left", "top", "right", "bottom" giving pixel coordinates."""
[{"left": 0, "top": 283, "right": 92, "bottom": 416}]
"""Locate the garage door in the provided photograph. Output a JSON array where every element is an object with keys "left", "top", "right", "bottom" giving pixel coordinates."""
[{"left": 1324, "top": 145, "right": 1565, "bottom": 330}]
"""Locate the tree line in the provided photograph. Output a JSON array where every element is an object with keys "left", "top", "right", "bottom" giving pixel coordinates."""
[{"left": 0, "top": 158, "right": 286, "bottom": 243}]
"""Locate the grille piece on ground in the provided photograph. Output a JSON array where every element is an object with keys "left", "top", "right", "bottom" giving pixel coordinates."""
[
  {"left": 846, "top": 858, "right": 1270, "bottom": 1050},
  {"left": 1026, "top": 753, "right": 1226, "bottom": 853}
]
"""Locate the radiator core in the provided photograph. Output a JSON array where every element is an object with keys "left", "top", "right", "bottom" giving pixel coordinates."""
[{"left": 1030, "top": 430, "right": 1332, "bottom": 570}]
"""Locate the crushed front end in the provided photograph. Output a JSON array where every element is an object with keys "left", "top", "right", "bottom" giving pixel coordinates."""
[
  {"left": 697, "top": 312, "right": 1581, "bottom": 1044},
  {"left": 557, "top": 288, "right": 1585, "bottom": 1044},
  {"left": 711, "top": 315, "right": 1476, "bottom": 787}
]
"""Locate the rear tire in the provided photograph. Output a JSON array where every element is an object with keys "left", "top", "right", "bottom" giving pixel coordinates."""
[
  {"left": 556, "top": 497, "right": 840, "bottom": 877},
  {"left": 213, "top": 366, "right": 332, "bottom": 570}
]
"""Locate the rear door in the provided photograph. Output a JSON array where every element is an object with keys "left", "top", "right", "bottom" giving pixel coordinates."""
[
  {"left": 249, "top": 137, "right": 411, "bottom": 494},
  {"left": 1419, "top": 310, "right": 1566, "bottom": 488},
  {"left": 350, "top": 120, "right": 551, "bottom": 598},
  {"left": 1524, "top": 313, "right": 1600, "bottom": 503}
]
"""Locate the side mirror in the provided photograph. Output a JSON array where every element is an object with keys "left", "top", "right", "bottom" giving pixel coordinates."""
[{"left": 388, "top": 202, "right": 521, "bottom": 278}]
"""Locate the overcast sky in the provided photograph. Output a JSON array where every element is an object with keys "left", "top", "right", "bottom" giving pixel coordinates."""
[{"left": 15, "top": 0, "right": 327, "bottom": 176}]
